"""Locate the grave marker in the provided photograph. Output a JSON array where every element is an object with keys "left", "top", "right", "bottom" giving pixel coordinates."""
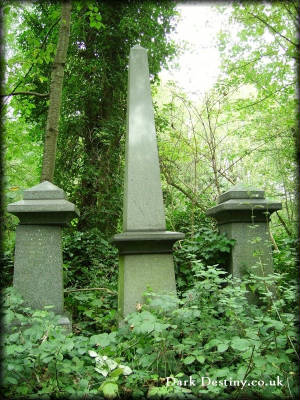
[
  {"left": 207, "top": 184, "right": 281, "bottom": 299},
  {"left": 8, "top": 181, "right": 79, "bottom": 329},
  {"left": 113, "top": 46, "right": 184, "bottom": 317}
]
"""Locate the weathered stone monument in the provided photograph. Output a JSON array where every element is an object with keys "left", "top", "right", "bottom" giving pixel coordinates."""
[
  {"left": 206, "top": 184, "right": 282, "bottom": 283},
  {"left": 8, "top": 181, "right": 79, "bottom": 329},
  {"left": 112, "top": 45, "right": 184, "bottom": 317}
]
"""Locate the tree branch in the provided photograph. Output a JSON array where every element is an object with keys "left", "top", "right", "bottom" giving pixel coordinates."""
[
  {"left": 275, "top": 211, "right": 292, "bottom": 237},
  {"left": 161, "top": 163, "right": 205, "bottom": 211},
  {"left": 236, "top": 82, "right": 296, "bottom": 111},
  {"left": 2, "top": 14, "right": 61, "bottom": 109},
  {"left": 246, "top": 10, "right": 298, "bottom": 47}
]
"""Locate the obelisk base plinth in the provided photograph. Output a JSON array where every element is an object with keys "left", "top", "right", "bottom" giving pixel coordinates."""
[
  {"left": 14, "top": 225, "right": 64, "bottom": 313},
  {"left": 118, "top": 254, "right": 176, "bottom": 316},
  {"left": 219, "top": 222, "right": 274, "bottom": 279},
  {"left": 113, "top": 231, "right": 184, "bottom": 317}
]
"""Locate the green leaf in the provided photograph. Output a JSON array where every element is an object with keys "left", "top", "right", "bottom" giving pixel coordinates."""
[
  {"left": 196, "top": 355, "right": 205, "bottom": 364},
  {"left": 217, "top": 343, "right": 229, "bottom": 352},
  {"left": 183, "top": 356, "right": 195, "bottom": 365},
  {"left": 231, "top": 337, "right": 251, "bottom": 351},
  {"left": 4, "top": 376, "right": 18, "bottom": 384},
  {"left": 110, "top": 368, "right": 123, "bottom": 378},
  {"left": 100, "top": 382, "right": 118, "bottom": 399},
  {"left": 286, "top": 348, "right": 294, "bottom": 354},
  {"left": 90, "top": 333, "right": 111, "bottom": 347},
  {"left": 214, "top": 367, "right": 230, "bottom": 377}
]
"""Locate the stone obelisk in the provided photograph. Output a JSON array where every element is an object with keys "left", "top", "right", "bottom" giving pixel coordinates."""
[{"left": 112, "top": 45, "right": 184, "bottom": 317}]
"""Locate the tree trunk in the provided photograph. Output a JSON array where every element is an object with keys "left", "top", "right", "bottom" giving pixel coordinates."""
[{"left": 41, "top": 1, "right": 72, "bottom": 182}]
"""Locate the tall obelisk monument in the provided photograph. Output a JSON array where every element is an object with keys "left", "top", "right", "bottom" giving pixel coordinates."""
[{"left": 113, "top": 46, "right": 184, "bottom": 317}]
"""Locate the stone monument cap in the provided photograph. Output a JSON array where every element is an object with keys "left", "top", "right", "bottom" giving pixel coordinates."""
[
  {"left": 206, "top": 183, "right": 282, "bottom": 223},
  {"left": 218, "top": 184, "right": 264, "bottom": 204},
  {"left": 7, "top": 181, "right": 79, "bottom": 225},
  {"left": 112, "top": 230, "right": 184, "bottom": 255},
  {"left": 131, "top": 44, "right": 146, "bottom": 51},
  {"left": 23, "top": 181, "right": 65, "bottom": 200}
]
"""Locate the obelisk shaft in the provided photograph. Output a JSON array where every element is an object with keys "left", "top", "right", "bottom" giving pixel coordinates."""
[
  {"left": 112, "top": 46, "right": 184, "bottom": 318},
  {"left": 123, "top": 45, "right": 166, "bottom": 232}
]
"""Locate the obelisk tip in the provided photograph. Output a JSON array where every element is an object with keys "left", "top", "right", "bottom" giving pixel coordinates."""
[{"left": 131, "top": 44, "right": 147, "bottom": 51}]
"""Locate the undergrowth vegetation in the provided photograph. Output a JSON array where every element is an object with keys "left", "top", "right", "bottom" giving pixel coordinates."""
[{"left": 2, "top": 236, "right": 299, "bottom": 399}]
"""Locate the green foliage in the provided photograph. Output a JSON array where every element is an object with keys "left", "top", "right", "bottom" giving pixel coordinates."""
[
  {"left": 214, "top": 1, "right": 297, "bottom": 235},
  {"left": 174, "top": 226, "right": 235, "bottom": 293},
  {"left": 273, "top": 236, "right": 299, "bottom": 280},
  {"left": 62, "top": 228, "right": 118, "bottom": 333},
  {"left": 2, "top": 254, "right": 299, "bottom": 399},
  {"left": 2, "top": 3, "right": 298, "bottom": 398},
  {"left": 165, "top": 203, "right": 212, "bottom": 235},
  {"left": 62, "top": 228, "right": 118, "bottom": 287},
  {"left": 1, "top": 287, "right": 131, "bottom": 399},
  {"left": 1, "top": 250, "right": 14, "bottom": 288},
  {"left": 4, "top": 1, "right": 179, "bottom": 237},
  {"left": 120, "top": 263, "right": 299, "bottom": 398},
  {"left": 65, "top": 289, "right": 118, "bottom": 335}
]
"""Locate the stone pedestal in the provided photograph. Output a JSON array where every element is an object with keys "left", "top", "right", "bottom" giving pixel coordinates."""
[
  {"left": 8, "top": 181, "right": 79, "bottom": 329},
  {"left": 112, "top": 46, "right": 184, "bottom": 317},
  {"left": 114, "top": 231, "right": 182, "bottom": 316},
  {"left": 206, "top": 184, "right": 281, "bottom": 296}
]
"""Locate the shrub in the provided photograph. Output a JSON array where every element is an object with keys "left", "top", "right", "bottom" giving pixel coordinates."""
[
  {"left": 62, "top": 228, "right": 119, "bottom": 334},
  {"left": 3, "top": 256, "right": 298, "bottom": 399},
  {"left": 62, "top": 228, "right": 118, "bottom": 289},
  {"left": 1, "top": 287, "right": 132, "bottom": 399},
  {"left": 174, "top": 227, "right": 235, "bottom": 293}
]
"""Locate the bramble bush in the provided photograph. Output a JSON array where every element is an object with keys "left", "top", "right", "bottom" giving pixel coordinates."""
[
  {"left": 62, "top": 228, "right": 119, "bottom": 334},
  {"left": 173, "top": 226, "right": 235, "bottom": 293},
  {"left": 272, "top": 236, "right": 299, "bottom": 280},
  {"left": 1, "top": 287, "right": 132, "bottom": 399},
  {"left": 2, "top": 259, "right": 299, "bottom": 399},
  {"left": 61, "top": 225, "right": 234, "bottom": 333}
]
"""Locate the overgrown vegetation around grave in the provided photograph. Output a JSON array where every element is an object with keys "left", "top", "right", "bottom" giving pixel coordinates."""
[
  {"left": 2, "top": 2, "right": 298, "bottom": 399},
  {"left": 2, "top": 206, "right": 298, "bottom": 399},
  {"left": 2, "top": 232, "right": 299, "bottom": 399},
  {"left": 2, "top": 257, "right": 299, "bottom": 399}
]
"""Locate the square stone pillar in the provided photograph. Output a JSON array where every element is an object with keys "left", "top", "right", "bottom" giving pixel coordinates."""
[
  {"left": 7, "top": 181, "right": 79, "bottom": 329},
  {"left": 206, "top": 184, "right": 281, "bottom": 298},
  {"left": 112, "top": 46, "right": 184, "bottom": 318}
]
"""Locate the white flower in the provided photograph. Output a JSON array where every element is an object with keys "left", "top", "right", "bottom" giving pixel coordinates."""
[
  {"left": 106, "top": 358, "right": 118, "bottom": 370},
  {"left": 88, "top": 350, "right": 98, "bottom": 358},
  {"left": 95, "top": 367, "right": 109, "bottom": 377},
  {"left": 119, "top": 365, "right": 133, "bottom": 375}
]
